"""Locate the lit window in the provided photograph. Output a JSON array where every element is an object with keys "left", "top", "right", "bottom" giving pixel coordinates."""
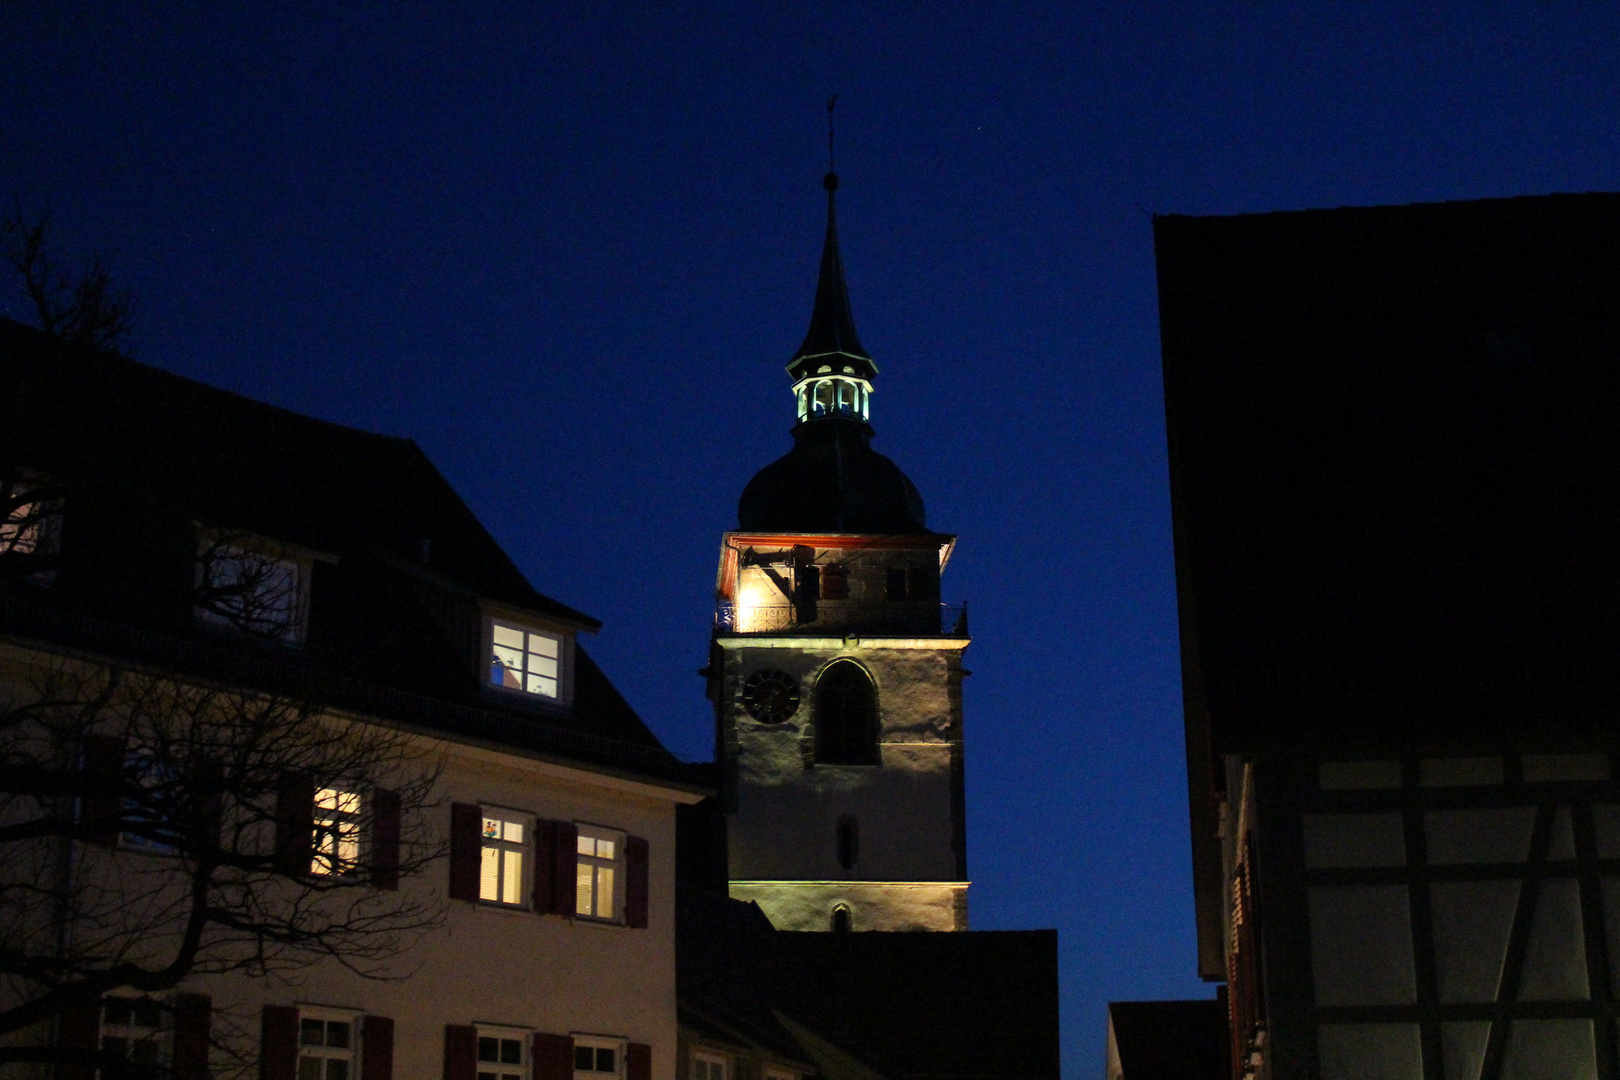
[
  {"left": 0, "top": 480, "right": 61, "bottom": 556},
  {"left": 477, "top": 1028, "right": 528, "bottom": 1080},
  {"left": 573, "top": 1037, "right": 623, "bottom": 1080},
  {"left": 481, "top": 813, "right": 527, "bottom": 906},
  {"left": 102, "top": 997, "right": 165, "bottom": 1072},
  {"left": 312, "top": 789, "right": 361, "bottom": 876},
  {"left": 121, "top": 751, "right": 178, "bottom": 853},
  {"left": 575, "top": 825, "right": 624, "bottom": 921},
  {"left": 297, "top": 1013, "right": 355, "bottom": 1080},
  {"left": 690, "top": 1052, "right": 727, "bottom": 1080},
  {"left": 490, "top": 620, "right": 562, "bottom": 699},
  {"left": 196, "top": 540, "right": 309, "bottom": 643}
]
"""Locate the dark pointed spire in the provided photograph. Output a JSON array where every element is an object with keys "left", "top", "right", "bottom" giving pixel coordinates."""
[{"left": 787, "top": 171, "right": 874, "bottom": 377}]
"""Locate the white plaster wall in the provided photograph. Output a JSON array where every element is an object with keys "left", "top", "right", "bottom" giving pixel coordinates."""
[
  {"left": 723, "top": 640, "right": 965, "bottom": 885},
  {"left": 182, "top": 741, "right": 687, "bottom": 1080},
  {"left": 728, "top": 882, "right": 966, "bottom": 932}
]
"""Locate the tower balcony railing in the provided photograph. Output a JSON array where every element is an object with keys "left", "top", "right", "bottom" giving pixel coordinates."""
[{"left": 715, "top": 599, "right": 968, "bottom": 637}]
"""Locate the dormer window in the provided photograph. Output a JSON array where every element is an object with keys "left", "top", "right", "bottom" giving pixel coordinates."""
[
  {"left": 488, "top": 617, "right": 570, "bottom": 702},
  {"left": 195, "top": 534, "right": 313, "bottom": 644}
]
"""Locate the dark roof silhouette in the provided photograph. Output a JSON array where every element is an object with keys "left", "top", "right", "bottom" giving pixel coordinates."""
[
  {"left": 1156, "top": 192, "right": 1620, "bottom": 755},
  {"left": 0, "top": 316, "right": 690, "bottom": 781},
  {"left": 1107, "top": 1000, "right": 1227, "bottom": 1080},
  {"left": 676, "top": 885, "right": 1061, "bottom": 1080}
]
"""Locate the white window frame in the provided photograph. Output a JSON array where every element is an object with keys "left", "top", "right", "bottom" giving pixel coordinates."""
[
  {"left": 690, "top": 1050, "right": 729, "bottom": 1080},
  {"left": 195, "top": 533, "right": 317, "bottom": 645},
  {"left": 572, "top": 1035, "right": 625, "bottom": 1080},
  {"left": 476, "top": 1024, "right": 530, "bottom": 1080},
  {"left": 296, "top": 1006, "right": 360, "bottom": 1080},
  {"left": 100, "top": 995, "right": 168, "bottom": 1074},
  {"left": 574, "top": 823, "right": 626, "bottom": 923},
  {"left": 311, "top": 788, "right": 363, "bottom": 877},
  {"left": 485, "top": 611, "right": 573, "bottom": 705},
  {"left": 480, "top": 809, "right": 529, "bottom": 908}
]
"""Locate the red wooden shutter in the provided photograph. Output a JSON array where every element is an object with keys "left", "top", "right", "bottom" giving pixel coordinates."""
[
  {"left": 55, "top": 993, "right": 100, "bottom": 1080},
  {"left": 260, "top": 1005, "right": 298, "bottom": 1080},
  {"left": 448, "top": 803, "right": 482, "bottom": 901},
  {"left": 443, "top": 1024, "right": 477, "bottom": 1080},
  {"left": 173, "top": 993, "right": 212, "bottom": 1080},
  {"left": 531, "top": 1034, "right": 574, "bottom": 1080},
  {"left": 626, "top": 1043, "right": 651, "bottom": 1080},
  {"left": 81, "top": 734, "right": 125, "bottom": 847},
  {"left": 274, "top": 774, "right": 315, "bottom": 875},
  {"left": 625, "top": 836, "right": 650, "bottom": 929},
  {"left": 553, "top": 821, "right": 578, "bottom": 915},
  {"left": 533, "top": 819, "right": 558, "bottom": 914},
  {"left": 361, "top": 1016, "right": 394, "bottom": 1080},
  {"left": 371, "top": 789, "right": 401, "bottom": 891}
]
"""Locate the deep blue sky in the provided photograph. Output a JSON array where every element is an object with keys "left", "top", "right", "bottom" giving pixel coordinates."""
[{"left": 6, "top": 3, "right": 1619, "bottom": 1072}]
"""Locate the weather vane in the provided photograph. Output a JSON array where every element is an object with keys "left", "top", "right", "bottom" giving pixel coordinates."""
[{"left": 826, "top": 94, "right": 839, "bottom": 190}]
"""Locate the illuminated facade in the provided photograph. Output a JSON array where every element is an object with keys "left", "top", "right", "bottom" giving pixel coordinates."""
[{"left": 704, "top": 169, "right": 970, "bottom": 934}]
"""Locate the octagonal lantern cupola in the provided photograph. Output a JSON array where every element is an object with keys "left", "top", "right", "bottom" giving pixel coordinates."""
[{"left": 787, "top": 171, "right": 878, "bottom": 425}]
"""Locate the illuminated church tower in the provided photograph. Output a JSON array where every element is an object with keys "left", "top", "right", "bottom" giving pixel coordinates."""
[{"left": 706, "top": 169, "right": 970, "bottom": 932}]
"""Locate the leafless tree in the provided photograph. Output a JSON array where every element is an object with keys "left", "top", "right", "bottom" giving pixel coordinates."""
[
  {"left": 0, "top": 658, "right": 447, "bottom": 1079},
  {"left": 3, "top": 199, "right": 135, "bottom": 355}
]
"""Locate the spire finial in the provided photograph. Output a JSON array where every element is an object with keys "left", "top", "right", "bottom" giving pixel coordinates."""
[{"left": 825, "top": 94, "right": 838, "bottom": 192}]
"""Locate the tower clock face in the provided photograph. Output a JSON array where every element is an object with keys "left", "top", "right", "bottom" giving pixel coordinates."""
[{"left": 741, "top": 669, "right": 801, "bottom": 724}]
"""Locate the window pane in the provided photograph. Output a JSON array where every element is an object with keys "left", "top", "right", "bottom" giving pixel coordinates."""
[
  {"left": 578, "top": 835, "right": 595, "bottom": 856},
  {"left": 527, "top": 655, "right": 559, "bottom": 679},
  {"left": 1431, "top": 880, "right": 1520, "bottom": 1002},
  {"left": 596, "top": 1049, "right": 615, "bottom": 1073},
  {"left": 493, "top": 644, "right": 524, "bottom": 673},
  {"left": 1524, "top": 754, "right": 1608, "bottom": 782},
  {"left": 596, "top": 838, "right": 616, "bottom": 861},
  {"left": 1520, "top": 878, "right": 1590, "bottom": 1000},
  {"left": 525, "top": 674, "right": 557, "bottom": 697},
  {"left": 484, "top": 818, "right": 502, "bottom": 840},
  {"left": 133, "top": 1000, "right": 161, "bottom": 1028},
  {"left": 327, "top": 1059, "right": 349, "bottom": 1080},
  {"left": 1442, "top": 1022, "right": 1490, "bottom": 1080},
  {"left": 1549, "top": 806, "right": 1577, "bottom": 861},
  {"left": 480, "top": 1072, "right": 498, "bottom": 1080},
  {"left": 1421, "top": 757, "right": 1504, "bottom": 787},
  {"left": 1501, "top": 1020, "right": 1597, "bottom": 1080},
  {"left": 481, "top": 845, "right": 500, "bottom": 901},
  {"left": 1318, "top": 1024, "right": 1423, "bottom": 1080},
  {"left": 104, "top": 1037, "right": 129, "bottom": 1058},
  {"left": 480, "top": 1039, "right": 500, "bottom": 1063},
  {"left": 132, "top": 1041, "right": 158, "bottom": 1067},
  {"left": 501, "top": 1040, "right": 521, "bottom": 1065},
  {"left": 1426, "top": 808, "right": 1537, "bottom": 864},
  {"left": 301, "top": 1020, "right": 325, "bottom": 1047},
  {"left": 1303, "top": 812, "right": 1407, "bottom": 868},
  {"left": 576, "top": 1047, "right": 595, "bottom": 1070},
  {"left": 299, "top": 1059, "right": 324, "bottom": 1080},
  {"left": 493, "top": 623, "right": 524, "bottom": 648},
  {"left": 504, "top": 820, "right": 523, "bottom": 843},
  {"left": 1320, "top": 760, "right": 1402, "bottom": 790},
  {"left": 597, "top": 867, "right": 615, "bottom": 919},
  {"left": 502, "top": 849, "right": 523, "bottom": 905},
  {"left": 492, "top": 660, "right": 522, "bottom": 689},
  {"left": 106, "top": 1001, "right": 134, "bottom": 1026},
  {"left": 327, "top": 1022, "right": 350, "bottom": 1049},
  {"left": 528, "top": 634, "right": 559, "bottom": 659},
  {"left": 577, "top": 862, "right": 594, "bottom": 915},
  {"left": 316, "top": 789, "right": 341, "bottom": 810},
  {"left": 1309, "top": 885, "right": 1418, "bottom": 1005}
]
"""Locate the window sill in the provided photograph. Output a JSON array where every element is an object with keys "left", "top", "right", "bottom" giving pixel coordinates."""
[{"left": 570, "top": 916, "right": 629, "bottom": 932}]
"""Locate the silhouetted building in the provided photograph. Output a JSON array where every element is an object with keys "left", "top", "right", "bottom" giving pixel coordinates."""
[{"left": 1144, "top": 192, "right": 1620, "bottom": 1080}]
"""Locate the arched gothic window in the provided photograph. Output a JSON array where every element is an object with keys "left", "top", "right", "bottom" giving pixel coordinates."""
[{"left": 815, "top": 660, "right": 879, "bottom": 765}]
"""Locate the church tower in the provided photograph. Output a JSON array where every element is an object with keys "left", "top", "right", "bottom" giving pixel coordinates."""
[{"left": 706, "top": 168, "right": 970, "bottom": 933}]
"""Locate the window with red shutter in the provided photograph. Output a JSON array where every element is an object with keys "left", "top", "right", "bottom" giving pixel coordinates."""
[
  {"left": 370, "top": 790, "right": 400, "bottom": 891},
  {"left": 81, "top": 735, "right": 125, "bottom": 847},
  {"left": 533, "top": 820, "right": 558, "bottom": 914},
  {"left": 274, "top": 775, "right": 315, "bottom": 875},
  {"left": 531, "top": 1034, "right": 573, "bottom": 1080},
  {"left": 626, "top": 1043, "right": 651, "bottom": 1080},
  {"left": 172, "top": 994, "right": 212, "bottom": 1080},
  {"left": 449, "top": 804, "right": 482, "bottom": 901},
  {"left": 361, "top": 1016, "right": 394, "bottom": 1080},
  {"left": 625, "top": 837, "right": 650, "bottom": 929},
  {"left": 261, "top": 1005, "right": 299, "bottom": 1080},
  {"left": 444, "top": 1025, "right": 477, "bottom": 1080},
  {"left": 552, "top": 822, "right": 578, "bottom": 915}
]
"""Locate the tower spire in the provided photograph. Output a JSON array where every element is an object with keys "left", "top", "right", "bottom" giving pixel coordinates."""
[{"left": 787, "top": 97, "right": 877, "bottom": 425}]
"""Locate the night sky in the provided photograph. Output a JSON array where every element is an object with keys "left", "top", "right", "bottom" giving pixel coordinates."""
[{"left": 6, "top": 3, "right": 1620, "bottom": 1071}]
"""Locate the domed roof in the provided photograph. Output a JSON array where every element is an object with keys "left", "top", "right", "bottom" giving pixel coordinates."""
[{"left": 739, "top": 418, "right": 928, "bottom": 534}]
